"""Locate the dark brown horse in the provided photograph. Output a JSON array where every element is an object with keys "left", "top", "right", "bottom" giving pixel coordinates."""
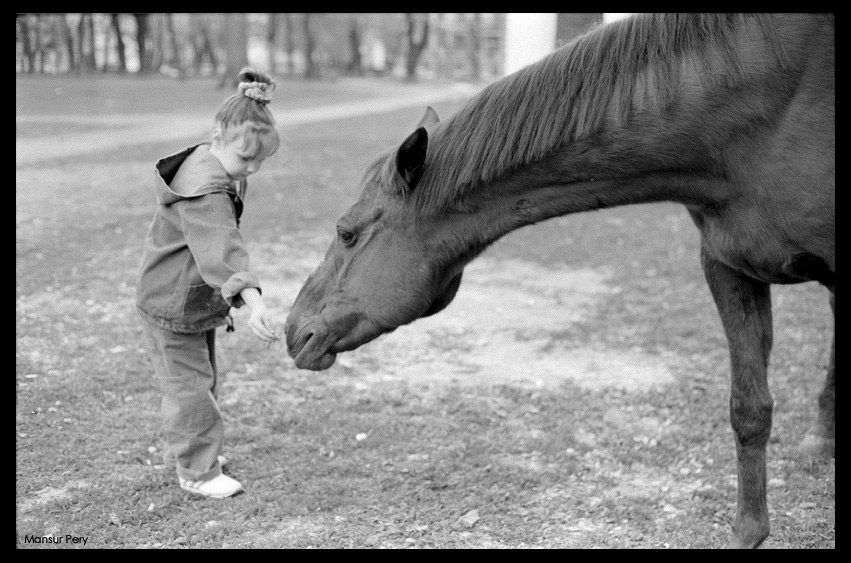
[{"left": 285, "top": 14, "right": 834, "bottom": 548}]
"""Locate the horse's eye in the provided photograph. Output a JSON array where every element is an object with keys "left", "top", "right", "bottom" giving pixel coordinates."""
[{"left": 337, "top": 228, "right": 355, "bottom": 246}]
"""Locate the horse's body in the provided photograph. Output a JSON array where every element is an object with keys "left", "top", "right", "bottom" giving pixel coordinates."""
[{"left": 285, "top": 14, "right": 834, "bottom": 548}]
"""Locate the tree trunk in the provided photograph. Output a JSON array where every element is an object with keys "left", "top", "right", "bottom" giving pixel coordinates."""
[
  {"left": 436, "top": 13, "right": 452, "bottom": 80},
  {"left": 84, "top": 13, "right": 97, "bottom": 71},
  {"left": 219, "top": 13, "right": 249, "bottom": 88},
  {"left": 61, "top": 14, "right": 76, "bottom": 72},
  {"left": 201, "top": 25, "right": 218, "bottom": 74},
  {"left": 303, "top": 13, "right": 320, "bottom": 79},
  {"left": 266, "top": 13, "right": 278, "bottom": 74},
  {"left": 164, "top": 13, "right": 184, "bottom": 77},
  {"left": 468, "top": 13, "right": 481, "bottom": 82},
  {"left": 283, "top": 13, "right": 295, "bottom": 74},
  {"left": 33, "top": 14, "right": 45, "bottom": 73},
  {"left": 110, "top": 14, "right": 127, "bottom": 73},
  {"left": 49, "top": 14, "right": 66, "bottom": 72},
  {"left": 150, "top": 14, "right": 164, "bottom": 73},
  {"left": 77, "top": 14, "right": 91, "bottom": 73},
  {"left": 405, "top": 13, "right": 430, "bottom": 81},
  {"left": 346, "top": 14, "right": 363, "bottom": 75},
  {"left": 133, "top": 14, "right": 152, "bottom": 73},
  {"left": 17, "top": 15, "right": 35, "bottom": 73},
  {"left": 191, "top": 15, "right": 219, "bottom": 76}
]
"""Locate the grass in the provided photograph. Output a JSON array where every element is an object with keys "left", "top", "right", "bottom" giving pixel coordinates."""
[{"left": 16, "top": 75, "right": 834, "bottom": 549}]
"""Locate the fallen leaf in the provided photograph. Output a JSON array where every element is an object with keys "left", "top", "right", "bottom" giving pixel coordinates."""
[
  {"left": 364, "top": 533, "right": 380, "bottom": 546},
  {"left": 457, "top": 509, "right": 480, "bottom": 529},
  {"left": 109, "top": 512, "right": 122, "bottom": 526}
]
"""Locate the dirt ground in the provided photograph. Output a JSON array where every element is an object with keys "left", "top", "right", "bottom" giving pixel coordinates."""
[{"left": 16, "top": 75, "right": 834, "bottom": 548}]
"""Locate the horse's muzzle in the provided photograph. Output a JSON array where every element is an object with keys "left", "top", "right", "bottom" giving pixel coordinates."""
[{"left": 285, "top": 317, "right": 338, "bottom": 371}]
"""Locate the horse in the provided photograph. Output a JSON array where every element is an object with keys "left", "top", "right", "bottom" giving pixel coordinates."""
[{"left": 285, "top": 13, "right": 834, "bottom": 548}]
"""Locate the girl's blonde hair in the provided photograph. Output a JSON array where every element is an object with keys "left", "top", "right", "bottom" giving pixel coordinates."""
[{"left": 215, "top": 67, "right": 280, "bottom": 160}]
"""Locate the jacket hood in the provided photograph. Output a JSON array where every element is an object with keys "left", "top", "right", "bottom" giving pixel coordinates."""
[{"left": 154, "top": 144, "right": 237, "bottom": 205}]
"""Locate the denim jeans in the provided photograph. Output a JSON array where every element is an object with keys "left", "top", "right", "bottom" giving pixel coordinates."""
[{"left": 139, "top": 315, "right": 224, "bottom": 482}]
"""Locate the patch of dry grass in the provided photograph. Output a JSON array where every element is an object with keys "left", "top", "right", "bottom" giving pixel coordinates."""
[{"left": 17, "top": 75, "right": 834, "bottom": 548}]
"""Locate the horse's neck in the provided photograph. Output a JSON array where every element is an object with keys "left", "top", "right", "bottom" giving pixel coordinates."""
[
  {"left": 433, "top": 14, "right": 827, "bottom": 266},
  {"left": 468, "top": 41, "right": 813, "bottom": 233},
  {"left": 457, "top": 124, "right": 729, "bottom": 239}
]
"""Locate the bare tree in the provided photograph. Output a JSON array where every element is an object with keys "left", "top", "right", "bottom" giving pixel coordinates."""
[
  {"left": 60, "top": 14, "right": 76, "bottom": 72},
  {"left": 133, "top": 14, "right": 152, "bottom": 73},
  {"left": 405, "top": 13, "right": 430, "bottom": 81},
  {"left": 109, "top": 14, "right": 127, "bottom": 73},
  {"left": 164, "top": 13, "right": 184, "bottom": 77},
  {"left": 468, "top": 13, "right": 482, "bottom": 82},
  {"left": 303, "top": 13, "right": 319, "bottom": 78},
  {"left": 87, "top": 14, "right": 98, "bottom": 71},
  {"left": 190, "top": 14, "right": 218, "bottom": 76},
  {"left": 33, "top": 14, "right": 45, "bottom": 72},
  {"left": 219, "top": 12, "right": 249, "bottom": 87},
  {"left": 283, "top": 13, "right": 296, "bottom": 74},
  {"left": 17, "top": 13, "right": 77, "bottom": 74},
  {"left": 77, "top": 13, "right": 97, "bottom": 73},
  {"left": 434, "top": 13, "right": 452, "bottom": 80},
  {"left": 346, "top": 14, "right": 363, "bottom": 75},
  {"left": 365, "top": 13, "right": 405, "bottom": 75},
  {"left": 18, "top": 12, "right": 55, "bottom": 74},
  {"left": 17, "top": 14, "right": 35, "bottom": 73},
  {"left": 45, "top": 14, "right": 67, "bottom": 73},
  {"left": 150, "top": 14, "right": 164, "bottom": 73},
  {"left": 266, "top": 13, "right": 279, "bottom": 74},
  {"left": 46, "top": 14, "right": 66, "bottom": 72}
]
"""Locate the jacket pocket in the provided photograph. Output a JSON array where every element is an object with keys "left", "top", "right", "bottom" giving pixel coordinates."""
[{"left": 182, "top": 283, "right": 228, "bottom": 316}]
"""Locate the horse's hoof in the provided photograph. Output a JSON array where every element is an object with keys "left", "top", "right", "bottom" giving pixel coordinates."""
[
  {"left": 727, "top": 534, "right": 768, "bottom": 549},
  {"left": 797, "top": 433, "right": 835, "bottom": 458}
]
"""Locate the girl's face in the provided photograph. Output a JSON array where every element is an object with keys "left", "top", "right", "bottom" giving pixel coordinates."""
[{"left": 210, "top": 133, "right": 266, "bottom": 181}]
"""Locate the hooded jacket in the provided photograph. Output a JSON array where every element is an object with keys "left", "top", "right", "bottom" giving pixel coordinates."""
[{"left": 136, "top": 143, "right": 261, "bottom": 333}]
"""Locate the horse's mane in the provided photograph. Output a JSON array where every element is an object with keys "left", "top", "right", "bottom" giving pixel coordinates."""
[{"left": 411, "top": 13, "right": 786, "bottom": 215}]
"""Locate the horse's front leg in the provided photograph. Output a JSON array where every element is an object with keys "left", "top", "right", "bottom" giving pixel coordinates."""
[{"left": 701, "top": 249, "right": 774, "bottom": 549}]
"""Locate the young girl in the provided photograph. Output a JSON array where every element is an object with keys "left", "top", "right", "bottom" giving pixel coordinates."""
[{"left": 136, "top": 68, "right": 279, "bottom": 498}]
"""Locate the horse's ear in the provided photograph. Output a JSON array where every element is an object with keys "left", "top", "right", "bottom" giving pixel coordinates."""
[
  {"left": 417, "top": 106, "right": 440, "bottom": 129},
  {"left": 395, "top": 127, "right": 428, "bottom": 190}
]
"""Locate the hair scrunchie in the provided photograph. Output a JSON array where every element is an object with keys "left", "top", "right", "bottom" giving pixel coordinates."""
[{"left": 239, "top": 81, "right": 275, "bottom": 104}]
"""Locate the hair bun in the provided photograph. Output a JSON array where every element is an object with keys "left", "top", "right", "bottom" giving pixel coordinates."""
[{"left": 237, "top": 67, "right": 275, "bottom": 104}]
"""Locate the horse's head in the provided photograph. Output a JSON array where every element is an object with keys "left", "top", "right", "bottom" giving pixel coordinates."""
[{"left": 285, "top": 108, "right": 465, "bottom": 370}]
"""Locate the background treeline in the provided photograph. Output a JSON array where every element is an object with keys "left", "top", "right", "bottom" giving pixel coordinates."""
[{"left": 15, "top": 13, "right": 510, "bottom": 84}]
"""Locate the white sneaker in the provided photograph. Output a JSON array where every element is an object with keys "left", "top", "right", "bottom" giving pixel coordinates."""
[{"left": 179, "top": 473, "right": 243, "bottom": 499}]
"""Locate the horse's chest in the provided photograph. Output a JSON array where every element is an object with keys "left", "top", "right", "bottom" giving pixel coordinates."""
[{"left": 694, "top": 212, "right": 831, "bottom": 285}]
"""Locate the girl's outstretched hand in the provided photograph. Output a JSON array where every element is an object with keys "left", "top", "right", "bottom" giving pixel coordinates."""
[
  {"left": 247, "top": 303, "right": 278, "bottom": 343},
  {"left": 239, "top": 287, "right": 279, "bottom": 344}
]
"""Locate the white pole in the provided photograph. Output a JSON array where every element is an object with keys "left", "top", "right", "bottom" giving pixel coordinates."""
[
  {"left": 503, "top": 13, "right": 558, "bottom": 75},
  {"left": 603, "top": 13, "right": 634, "bottom": 24}
]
